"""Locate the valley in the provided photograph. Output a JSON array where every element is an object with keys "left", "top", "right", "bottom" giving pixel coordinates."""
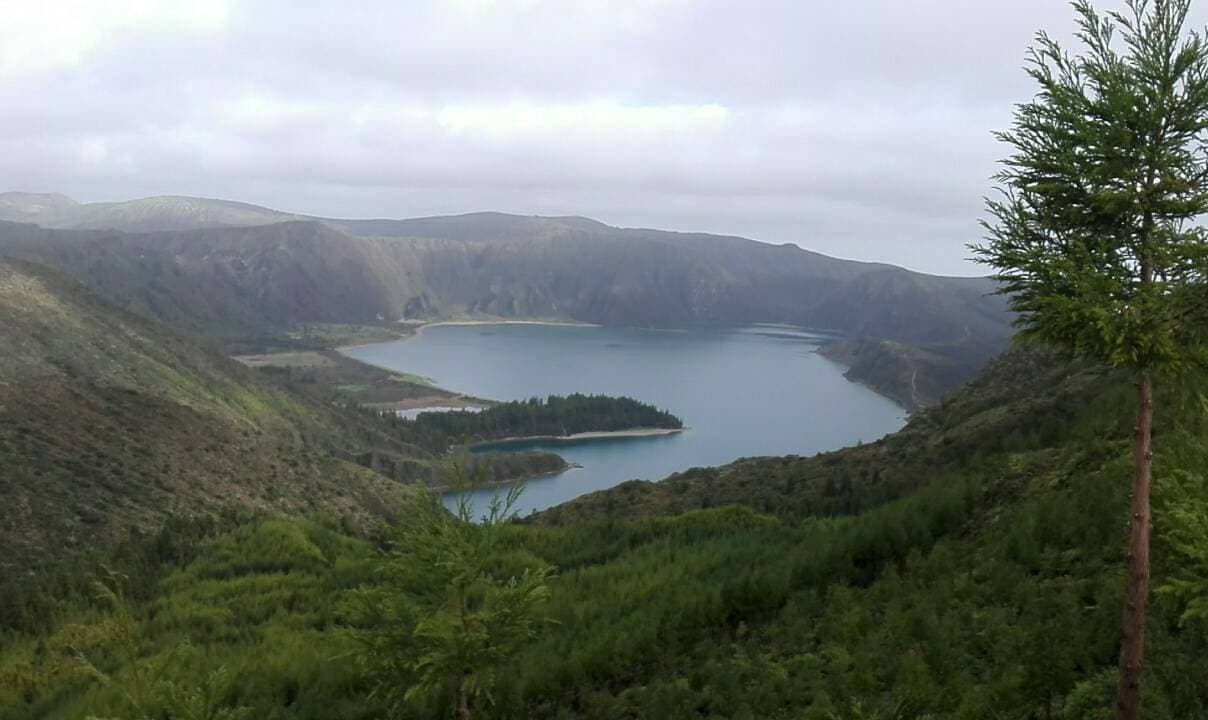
[
  {"left": 8, "top": 2, "right": 1208, "bottom": 718},
  {"left": 2, "top": 194, "right": 1205, "bottom": 719}
]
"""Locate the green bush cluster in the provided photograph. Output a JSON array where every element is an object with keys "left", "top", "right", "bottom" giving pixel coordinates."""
[{"left": 3, "top": 368, "right": 1207, "bottom": 719}]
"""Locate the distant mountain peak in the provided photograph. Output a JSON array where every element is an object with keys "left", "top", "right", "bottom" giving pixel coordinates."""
[
  {"left": 0, "top": 192, "right": 300, "bottom": 233},
  {"left": 0, "top": 191, "right": 79, "bottom": 219}
]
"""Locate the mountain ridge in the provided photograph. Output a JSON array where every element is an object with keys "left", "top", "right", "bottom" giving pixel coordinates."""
[
  {"left": 0, "top": 192, "right": 969, "bottom": 278},
  {"left": 0, "top": 193, "right": 1012, "bottom": 407}
]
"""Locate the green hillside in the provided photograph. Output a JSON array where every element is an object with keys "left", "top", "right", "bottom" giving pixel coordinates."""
[
  {"left": 3, "top": 346, "right": 1205, "bottom": 719},
  {"left": 0, "top": 220, "right": 416, "bottom": 340},
  {"left": 0, "top": 256, "right": 409, "bottom": 583},
  {"left": 0, "top": 258, "right": 566, "bottom": 586}
]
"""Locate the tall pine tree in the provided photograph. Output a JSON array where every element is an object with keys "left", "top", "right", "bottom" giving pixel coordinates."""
[{"left": 974, "top": 1, "right": 1208, "bottom": 717}]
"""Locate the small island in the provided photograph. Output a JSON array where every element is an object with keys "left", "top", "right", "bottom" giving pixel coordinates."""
[
  {"left": 363, "top": 394, "right": 683, "bottom": 491},
  {"left": 388, "top": 393, "right": 684, "bottom": 452}
]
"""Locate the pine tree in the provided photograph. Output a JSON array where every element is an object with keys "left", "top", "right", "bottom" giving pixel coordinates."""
[
  {"left": 353, "top": 467, "right": 552, "bottom": 719},
  {"left": 974, "top": 2, "right": 1208, "bottom": 716}
]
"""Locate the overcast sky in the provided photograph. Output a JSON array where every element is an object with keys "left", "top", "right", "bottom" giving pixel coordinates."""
[{"left": 3, "top": 1, "right": 1197, "bottom": 275}]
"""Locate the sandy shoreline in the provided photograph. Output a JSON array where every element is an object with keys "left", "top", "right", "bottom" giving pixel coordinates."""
[
  {"left": 363, "top": 396, "right": 491, "bottom": 412},
  {"left": 469, "top": 427, "right": 684, "bottom": 448},
  {"left": 412, "top": 319, "right": 600, "bottom": 336},
  {"left": 336, "top": 318, "right": 598, "bottom": 352}
]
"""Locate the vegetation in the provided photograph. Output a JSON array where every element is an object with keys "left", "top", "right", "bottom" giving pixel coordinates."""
[
  {"left": 4, "top": 345, "right": 1208, "bottom": 719},
  {"left": 0, "top": 259, "right": 567, "bottom": 586},
  {"left": 351, "top": 478, "right": 553, "bottom": 719},
  {"left": 818, "top": 336, "right": 1001, "bottom": 410},
  {"left": 975, "top": 1, "right": 1208, "bottom": 714},
  {"left": 533, "top": 347, "right": 1104, "bottom": 525},
  {"left": 394, "top": 394, "right": 683, "bottom": 452},
  {"left": 236, "top": 349, "right": 466, "bottom": 407},
  {"left": 0, "top": 257, "right": 417, "bottom": 582},
  {"left": 7, "top": 4, "right": 1208, "bottom": 717}
]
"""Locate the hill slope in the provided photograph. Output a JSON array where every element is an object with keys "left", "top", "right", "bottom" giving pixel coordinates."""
[
  {"left": 0, "top": 220, "right": 416, "bottom": 339},
  {"left": 0, "top": 259, "right": 578, "bottom": 582},
  {"left": 0, "top": 257, "right": 426, "bottom": 579},
  {"left": 4, "top": 344, "right": 1206, "bottom": 719}
]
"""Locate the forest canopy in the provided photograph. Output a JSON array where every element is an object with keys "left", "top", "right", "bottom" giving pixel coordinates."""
[{"left": 393, "top": 394, "right": 683, "bottom": 452}]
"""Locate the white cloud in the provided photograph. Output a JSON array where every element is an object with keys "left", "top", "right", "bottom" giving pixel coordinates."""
[
  {"left": 8, "top": 0, "right": 1197, "bottom": 274},
  {"left": 0, "top": 0, "right": 229, "bottom": 75},
  {"left": 436, "top": 0, "right": 687, "bottom": 33},
  {"left": 435, "top": 100, "right": 730, "bottom": 137},
  {"left": 78, "top": 137, "right": 108, "bottom": 165}
]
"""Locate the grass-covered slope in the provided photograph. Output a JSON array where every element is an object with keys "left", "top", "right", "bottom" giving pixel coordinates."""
[
  {"left": 4, "top": 346, "right": 1206, "bottom": 719},
  {"left": 0, "top": 259, "right": 567, "bottom": 585},
  {"left": 0, "top": 257, "right": 417, "bottom": 581}
]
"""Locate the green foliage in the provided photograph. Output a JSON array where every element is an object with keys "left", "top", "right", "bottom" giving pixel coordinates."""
[
  {"left": 3, "top": 423, "right": 1208, "bottom": 718},
  {"left": 1157, "top": 466, "right": 1208, "bottom": 626},
  {"left": 974, "top": 0, "right": 1208, "bottom": 370},
  {"left": 59, "top": 569, "right": 254, "bottom": 720},
  {"left": 1, "top": 519, "right": 382, "bottom": 720},
  {"left": 0, "top": 258, "right": 423, "bottom": 583},
  {"left": 383, "top": 393, "right": 682, "bottom": 453},
  {"left": 5, "top": 361, "right": 1208, "bottom": 719},
  {"left": 974, "top": 4, "right": 1208, "bottom": 714},
  {"left": 351, "top": 478, "right": 553, "bottom": 718}
]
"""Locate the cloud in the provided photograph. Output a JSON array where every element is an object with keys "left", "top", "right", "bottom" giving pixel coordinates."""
[
  {"left": 435, "top": 101, "right": 730, "bottom": 137},
  {"left": 3, "top": 0, "right": 1198, "bottom": 274},
  {"left": 0, "top": 0, "right": 229, "bottom": 75}
]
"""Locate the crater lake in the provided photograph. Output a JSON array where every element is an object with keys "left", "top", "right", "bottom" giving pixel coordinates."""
[{"left": 345, "top": 323, "right": 906, "bottom": 516}]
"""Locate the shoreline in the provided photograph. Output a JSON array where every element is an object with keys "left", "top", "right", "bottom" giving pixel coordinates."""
[
  {"left": 469, "top": 427, "right": 685, "bottom": 448},
  {"left": 335, "top": 318, "right": 598, "bottom": 415},
  {"left": 335, "top": 318, "right": 598, "bottom": 352},
  {"left": 362, "top": 397, "right": 493, "bottom": 412},
  {"left": 413, "top": 318, "right": 599, "bottom": 337},
  {"left": 425, "top": 463, "right": 583, "bottom": 494},
  {"left": 336, "top": 318, "right": 911, "bottom": 414}
]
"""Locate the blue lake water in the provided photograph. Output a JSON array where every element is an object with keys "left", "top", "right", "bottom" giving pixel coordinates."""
[{"left": 345, "top": 323, "right": 906, "bottom": 517}]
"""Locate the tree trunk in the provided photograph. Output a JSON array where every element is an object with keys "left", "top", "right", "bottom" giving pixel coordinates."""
[
  {"left": 1116, "top": 372, "right": 1154, "bottom": 720},
  {"left": 455, "top": 672, "right": 471, "bottom": 720}
]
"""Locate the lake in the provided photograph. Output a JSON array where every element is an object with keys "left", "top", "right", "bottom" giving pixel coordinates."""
[{"left": 345, "top": 323, "right": 906, "bottom": 517}]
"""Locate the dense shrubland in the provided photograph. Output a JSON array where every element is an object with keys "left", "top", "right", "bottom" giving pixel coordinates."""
[{"left": 3, "top": 358, "right": 1207, "bottom": 719}]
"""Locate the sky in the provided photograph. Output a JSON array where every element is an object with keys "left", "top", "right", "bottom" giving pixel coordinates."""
[{"left": 3, "top": 0, "right": 1198, "bottom": 275}]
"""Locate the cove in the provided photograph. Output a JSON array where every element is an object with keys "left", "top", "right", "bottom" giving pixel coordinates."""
[{"left": 344, "top": 323, "right": 906, "bottom": 517}]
